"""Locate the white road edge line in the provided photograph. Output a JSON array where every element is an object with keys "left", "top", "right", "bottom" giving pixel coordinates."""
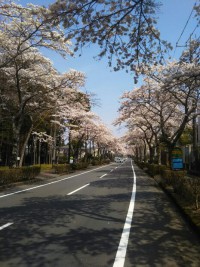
[
  {"left": 100, "top": 174, "right": 107, "bottom": 179},
  {"left": 0, "top": 164, "right": 114, "bottom": 199},
  {"left": 67, "top": 183, "right": 90, "bottom": 195},
  {"left": 0, "top": 222, "right": 14, "bottom": 231},
  {"left": 113, "top": 160, "right": 136, "bottom": 267}
]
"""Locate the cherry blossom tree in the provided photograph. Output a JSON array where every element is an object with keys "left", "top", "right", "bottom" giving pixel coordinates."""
[
  {"left": 68, "top": 112, "right": 123, "bottom": 162},
  {"left": 121, "top": 130, "right": 146, "bottom": 162},
  {"left": 0, "top": 1, "right": 127, "bottom": 167},
  {"left": 0, "top": 42, "right": 88, "bottom": 166},
  {"left": 49, "top": 0, "right": 172, "bottom": 74},
  {"left": 116, "top": 52, "right": 200, "bottom": 165},
  {"left": 0, "top": 1, "right": 72, "bottom": 68},
  {"left": 0, "top": 2, "right": 91, "bottom": 166}
]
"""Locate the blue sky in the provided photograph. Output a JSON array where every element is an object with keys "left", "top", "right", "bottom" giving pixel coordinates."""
[{"left": 18, "top": 0, "right": 199, "bottom": 137}]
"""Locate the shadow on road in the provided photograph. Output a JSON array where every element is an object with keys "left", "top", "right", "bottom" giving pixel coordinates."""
[
  {"left": 0, "top": 175, "right": 132, "bottom": 266},
  {"left": 0, "top": 165, "right": 200, "bottom": 266}
]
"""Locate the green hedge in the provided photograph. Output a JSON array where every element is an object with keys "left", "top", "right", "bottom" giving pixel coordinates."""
[
  {"left": 52, "top": 162, "right": 89, "bottom": 173},
  {"left": 160, "top": 169, "right": 186, "bottom": 187},
  {"left": 21, "top": 166, "right": 41, "bottom": 180},
  {"left": 0, "top": 166, "right": 41, "bottom": 186},
  {"left": 135, "top": 161, "right": 147, "bottom": 169},
  {"left": 52, "top": 164, "right": 71, "bottom": 174},
  {"left": 91, "top": 160, "right": 101, "bottom": 166},
  {"left": 135, "top": 162, "right": 168, "bottom": 177},
  {"left": 136, "top": 161, "right": 200, "bottom": 209},
  {"left": 102, "top": 159, "right": 111, "bottom": 164},
  {"left": 147, "top": 164, "right": 168, "bottom": 177},
  {"left": 187, "top": 177, "right": 200, "bottom": 209},
  {"left": 71, "top": 162, "right": 89, "bottom": 170}
]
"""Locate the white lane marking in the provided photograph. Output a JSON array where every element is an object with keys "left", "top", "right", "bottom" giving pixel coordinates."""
[
  {"left": 113, "top": 160, "right": 136, "bottom": 267},
  {"left": 0, "top": 164, "right": 114, "bottom": 199},
  {"left": 100, "top": 174, "right": 107, "bottom": 179},
  {"left": 0, "top": 222, "right": 13, "bottom": 231},
  {"left": 67, "top": 183, "right": 90, "bottom": 195},
  {"left": 110, "top": 169, "right": 113, "bottom": 172}
]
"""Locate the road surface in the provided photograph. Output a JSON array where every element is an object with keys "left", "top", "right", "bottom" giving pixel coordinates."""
[{"left": 0, "top": 160, "right": 200, "bottom": 266}]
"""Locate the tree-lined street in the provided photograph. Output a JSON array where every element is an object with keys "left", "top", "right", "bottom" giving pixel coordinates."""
[
  {"left": 0, "top": 160, "right": 200, "bottom": 266},
  {"left": 0, "top": 1, "right": 200, "bottom": 266}
]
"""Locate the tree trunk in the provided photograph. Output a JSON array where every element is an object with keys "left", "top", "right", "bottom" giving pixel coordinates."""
[
  {"left": 12, "top": 112, "right": 33, "bottom": 167},
  {"left": 19, "top": 125, "right": 33, "bottom": 167},
  {"left": 196, "top": 195, "right": 199, "bottom": 210},
  {"left": 149, "top": 146, "right": 155, "bottom": 163}
]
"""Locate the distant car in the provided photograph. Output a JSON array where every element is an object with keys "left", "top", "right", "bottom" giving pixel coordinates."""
[{"left": 114, "top": 157, "right": 124, "bottom": 163}]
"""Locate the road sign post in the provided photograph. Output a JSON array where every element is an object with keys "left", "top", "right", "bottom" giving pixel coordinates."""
[{"left": 171, "top": 147, "right": 183, "bottom": 170}]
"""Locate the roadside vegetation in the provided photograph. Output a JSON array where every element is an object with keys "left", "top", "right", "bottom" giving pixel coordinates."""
[{"left": 136, "top": 161, "right": 200, "bottom": 235}]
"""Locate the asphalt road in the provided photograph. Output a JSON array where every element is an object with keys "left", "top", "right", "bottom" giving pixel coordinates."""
[{"left": 0, "top": 160, "right": 200, "bottom": 267}]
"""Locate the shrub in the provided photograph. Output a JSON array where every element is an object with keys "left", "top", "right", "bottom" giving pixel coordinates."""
[
  {"left": 147, "top": 164, "right": 159, "bottom": 177},
  {"left": 91, "top": 160, "right": 101, "bottom": 166},
  {"left": 160, "top": 169, "right": 174, "bottom": 187},
  {"left": 158, "top": 165, "right": 169, "bottom": 174},
  {"left": 140, "top": 163, "right": 168, "bottom": 177},
  {"left": 172, "top": 175, "right": 189, "bottom": 196},
  {"left": 21, "top": 166, "right": 41, "bottom": 180},
  {"left": 187, "top": 177, "right": 200, "bottom": 210},
  {"left": 160, "top": 169, "right": 186, "bottom": 188},
  {"left": 136, "top": 161, "right": 147, "bottom": 169},
  {"left": 0, "top": 169, "right": 21, "bottom": 185},
  {"left": 71, "top": 162, "right": 89, "bottom": 170},
  {"left": 57, "top": 156, "right": 68, "bottom": 164},
  {"left": 102, "top": 159, "right": 110, "bottom": 164},
  {"left": 0, "top": 166, "right": 41, "bottom": 185},
  {"left": 35, "top": 164, "right": 52, "bottom": 171},
  {"left": 52, "top": 164, "right": 71, "bottom": 174}
]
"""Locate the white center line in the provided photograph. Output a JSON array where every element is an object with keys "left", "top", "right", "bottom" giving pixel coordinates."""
[
  {"left": 0, "top": 222, "right": 14, "bottom": 231},
  {"left": 113, "top": 160, "right": 136, "bottom": 267},
  {"left": 67, "top": 183, "right": 90, "bottom": 195}
]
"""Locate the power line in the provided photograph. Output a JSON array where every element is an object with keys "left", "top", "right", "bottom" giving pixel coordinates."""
[
  {"left": 185, "top": 23, "right": 199, "bottom": 44},
  {"left": 175, "top": 2, "right": 197, "bottom": 47}
]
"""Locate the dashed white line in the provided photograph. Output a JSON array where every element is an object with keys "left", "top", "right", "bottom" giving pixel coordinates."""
[
  {"left": 113, "top": 160, "right": 136, "bottom": 267},
  {"left": 0, "top": 164, "right": 113, "bottom": 199},
  {"left": 0, "top": 222, "right": 13, "bottom": 231},
  {"left": 100, "top": 174, "right": 107, "bottom": 179},
  {"left": 67, "top": 183, "right": 90, "bottom": 195}
]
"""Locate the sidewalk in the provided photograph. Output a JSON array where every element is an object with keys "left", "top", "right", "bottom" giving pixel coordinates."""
[
  {"left": 153, "top": 174, "right": 200, "bottom": 238},
  {"left": 35, "top": 170, "right": 62, "bottom": 180}
]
